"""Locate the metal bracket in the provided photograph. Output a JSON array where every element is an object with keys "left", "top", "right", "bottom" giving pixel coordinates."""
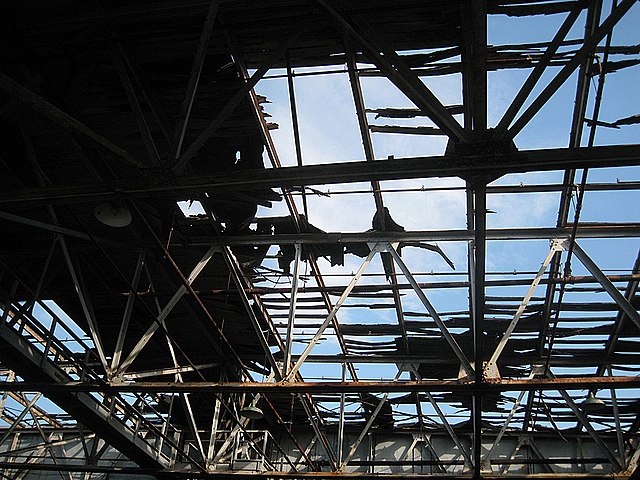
[{"left": 396, "top": 362, "right": 420, "bottom": 374}]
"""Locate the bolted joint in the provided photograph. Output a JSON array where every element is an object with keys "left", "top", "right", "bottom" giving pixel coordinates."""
[{"left": 446, "top": 134, "right": 518, "bottom": 184}]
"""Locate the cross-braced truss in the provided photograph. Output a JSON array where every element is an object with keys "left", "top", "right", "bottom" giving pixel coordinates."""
[{"left": 1, "top": 1, "right": 639, "bottom": 479}]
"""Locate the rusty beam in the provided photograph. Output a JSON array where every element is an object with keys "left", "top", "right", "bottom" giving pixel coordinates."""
[{"left": 2, "top": 376, "right": 639, "bottom": 394}]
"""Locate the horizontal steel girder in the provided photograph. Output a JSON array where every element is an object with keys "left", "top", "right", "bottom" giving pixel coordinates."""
[
  {"left": 0, "top": 461, "right": 630, "bottom": 480},
  {"left": 1, "top": 375, "right": 639, "bottom": 394},
  {"left": 0, "top": 144, "right": 639, "bottom": 206},
  {"left": 179, "top": 225, "right": 640, "bottom": 246}
]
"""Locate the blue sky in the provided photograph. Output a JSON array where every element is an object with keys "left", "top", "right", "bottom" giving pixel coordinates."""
[
  {"left": 247, "top": 1, "right": 640, "bottom": 430},
  {"left": 3, "top": 1, "right": 638, "bottom": 436}
]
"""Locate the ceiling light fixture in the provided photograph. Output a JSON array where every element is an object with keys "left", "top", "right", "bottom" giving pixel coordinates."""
[
  {"left": 240, "top": 405, "right": 264, "bottom": 420},
  {"left": 580, "top": 392, "right": 606, "bottom": 412},
  {"left": 94, "top": 203, "right": 132, "bottom": 228}
]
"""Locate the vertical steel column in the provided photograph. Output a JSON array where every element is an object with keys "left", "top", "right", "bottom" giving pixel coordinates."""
[
  {"left": 207, "top": 397, "right": 222, "bottom": 470},
  {"left": 471, "top": 183, "right": 487, "bottom": 478},
  {"left": 284, "top": 244, "right": 302, "bottom": 375},
  {"left": 337, "top": 362, "right": 346, "bottom": 466},
  {"left": 463, "top": 0, "right": 487, "bottom": 137},
  {"left": 285, "top": 54, "right": 308, "bottom": 217}
]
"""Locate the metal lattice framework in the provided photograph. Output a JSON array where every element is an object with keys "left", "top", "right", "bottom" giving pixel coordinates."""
[{"left": 0, "top": 1, "right": 639, "bottom": 479}]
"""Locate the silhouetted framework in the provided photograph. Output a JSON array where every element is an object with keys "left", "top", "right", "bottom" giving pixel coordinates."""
[{"left": 0, "top": 1, "right": 639, "bottom": 479}]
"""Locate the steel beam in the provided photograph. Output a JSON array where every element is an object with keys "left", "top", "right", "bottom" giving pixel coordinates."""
[
  {"left": 507, "top": 0, "right": 635, "bottom": 139},
  {"left": 115, "top": 245, "right": 217, "bottom": 377},
  {"left": 0, "top": 73, "right": 143, "bottom": 168},
  {"left": 220, "top": 36, "right": 340, "bottom": 469},
  {"left": 110, "top": 251, "right": 146, "bottom": 375},
  {"left": 3, "top": 144, "right": 640, "bottom": 206},
  {"left": 462, "top": 0, "right": 488, "bottom": 137},
  {"left": 317, "top": 1, "right": 468, "bottom": 142},
  {"left": 339, "top": 371, "right": 403, "bottom": 471},
  {"left": 0, "top": 393, "right": 43, "bottom": 447},
  {"left": 4, "top": 376, "right": 639, "bottom": 394},
  {"left": 0, "top": 462, "right": 628, "bottom": 479},
  {"left": 550, "top": 374, "right": 623, "bottom": 471},
  {"left": 115, "top": 41, "right": 172, "bottom": 143},
  {"left": 285, "top": 245, "right": 382, "bottom": 381},
  {"left": 0, "top": 320, "right": 173, "bottom": 470},
  {"left": 113, "top": 51, "right": 162, "bottom": 167},
  {"left": 284, "top": 244, "right": 302, "bottom": 375},
  {"left": 285, "top": 53, "right": 308, "bottom": 216},
  {"left": 493, "top": 0, "right": 585, "bottom": 137},
  {"left": 59, "top": 238, "right": 110, "bottom": 371},
  {"left": 172, "top": 0, "right": 221, "bottom": 160},
  {"left": 597, "top": 249, "right": 640, "bottom": 375},
  {"left": 172, "top": 24, "right": 305, "bottom": 173},
  {"left": 571, "top": 241, "right": 640, "bottom": 331},
  {"left": 0, "top": 211, "right": 127, "bottom": 249},
  {"left": 483, "top": 240, "right": 564, "bottom": 376},
  {"left": 345, "top": 44, "right": 423, "bottom": 431},
  {"left": 386, "top": 243, "right": 474, "bottom": 378},
  {"left": 179, "top": 224, "right": 640, "bottom": 246},
  {"left": 424, "top": 390, "right": 473, "bottom": 469}
]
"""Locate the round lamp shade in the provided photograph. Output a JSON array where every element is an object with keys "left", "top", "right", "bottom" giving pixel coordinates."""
[
  {"left": 580, "top": 393, "right": 605, "bottom": 412},
  {"left": 240, "top": 405, "right": 264, "bottom": 420},
  {"left": 94, "top": 203, "right": 132, "bottom": 228}
]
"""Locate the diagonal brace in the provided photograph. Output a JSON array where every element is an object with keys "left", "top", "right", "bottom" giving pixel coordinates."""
[
  {"left": 316, "top": 0, "right": 467, "bottom": 143},
  {"left": 549, "top": 372, "right": 623, "bottom": 471},
  {"left": 116, "top": 245, "right": 217, "bottom": 376},
  {"left": 339, "top": 370, "right": 402, "bottom": 471},
  {"left": 284, "top": 244, "right": 383, "bottom": 381},
  {"left": 385, "top": 243, "right": 475, "bottom": 378},
  {"left": 507, "top": 0, "right": 637, "bottom": 139},
  {"left": 484, "top": 239, "right": 564, "bottom": 376},
  {"left": 173, "top": 23, "right": 306, "bottom": 173},
  {"left": 571, "top": 240, "right": 640, "bottom": 331},
  {"left": 110, "top": 251, "right": 146, "bottom": 375}
]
